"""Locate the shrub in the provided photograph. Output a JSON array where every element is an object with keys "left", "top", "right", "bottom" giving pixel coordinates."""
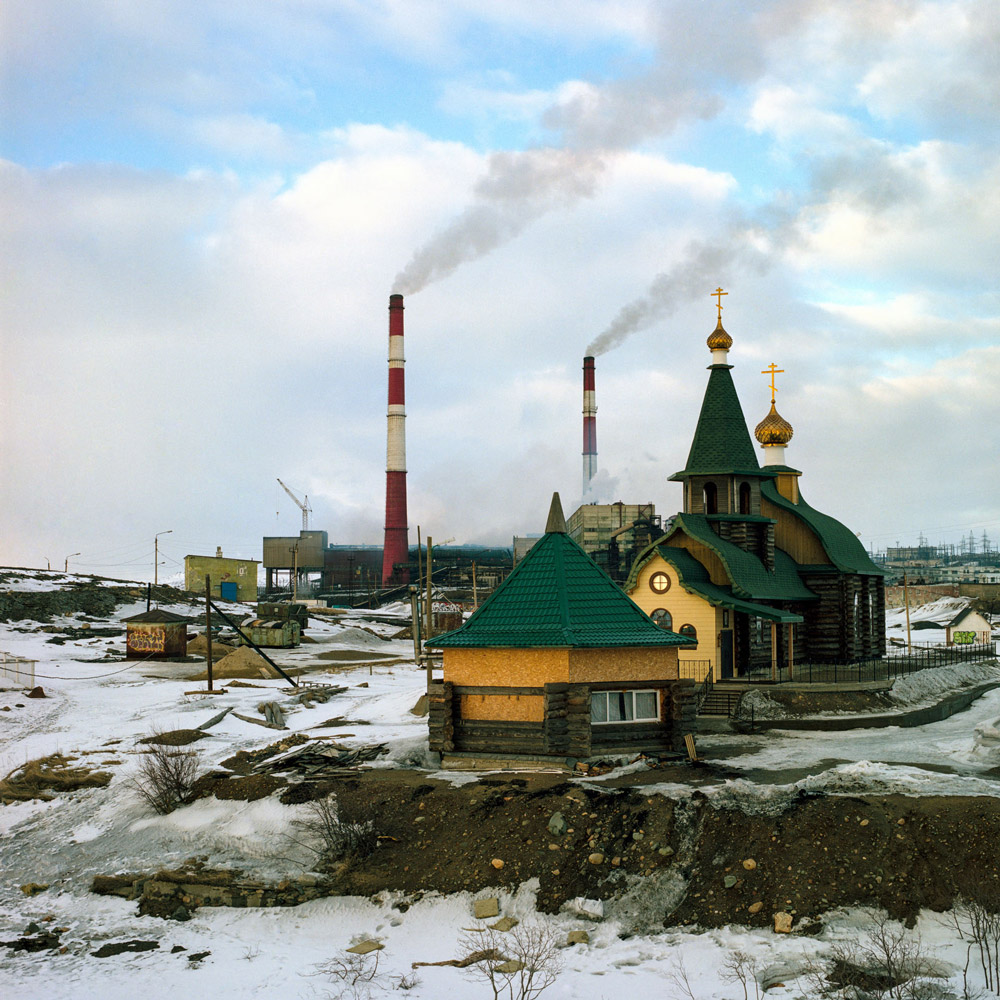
[
  {"left": 295, "top": 794, "right": 380, "bottom": 866},
  {"left": 130, "top": 739, "right": 198, "bottom": 814}
]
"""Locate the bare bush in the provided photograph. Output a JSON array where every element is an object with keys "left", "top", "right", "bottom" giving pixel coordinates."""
[
  {"left": 665, "top": 954, "right": 698, "bottom": 999},
  {"left": 722, "top": 950, "right": 762, "bottom": 1000},
  {"left": 315, "top": 950, "right": 382, "bottom": 1000},
  {"left": 130, "top": 739, "right": 198, "bottom": 814},
  {"left": 954, "top": 895, "right": 1000, "bottom": 996},
  {"left": 294, "top": 793, "right": 380, "bottom": 867},
  {"left": 808, "top": 912, "right": 944, "bottom": 1000},
  {"left": 459, "top": 923, "right": 562, "bottom": 1000}
]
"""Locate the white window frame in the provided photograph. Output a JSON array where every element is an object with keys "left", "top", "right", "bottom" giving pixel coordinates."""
[{"left": 590, "top": 689, "right": 659, "bottom": 725}]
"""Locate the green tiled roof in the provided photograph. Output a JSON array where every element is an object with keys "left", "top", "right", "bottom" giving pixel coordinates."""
[
  {"left": 667, "top": 514, "right": 817, "bottom": 602},
  {"left": 670, "top": 365, "right": 762, "bottom": 479},
  {"left": 427, "top": 510, "right": 689, "bottom": 649},
  {"left": 760, "top": 481, "right": 886, "bottom": 576},
  {"left": 652, "top": 547, "right": 803, "bottom": 623}
]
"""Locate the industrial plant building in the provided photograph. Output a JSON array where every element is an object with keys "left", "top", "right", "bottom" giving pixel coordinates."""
[{"left": 184, "top": 549, "right": 260, "bottom": 602}]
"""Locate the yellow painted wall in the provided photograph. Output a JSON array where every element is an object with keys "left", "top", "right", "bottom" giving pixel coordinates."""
[
  {"left": 761, "top": 499, "right": 829, "bottom": 566},
  {"left": 184, "top": 555, "right": 260, "bottom": 602},
  {"left": 460, "top": 693, "right": 545, "bottom": 722},
  {"left": 630, "top": 555, "right": 722, "bottom": 676},
  {"left": 569, "top": 647, "right": 678, "bottom": 683},
  {"left": 442, "top": 647, "right": 570, "bottom": 687}
]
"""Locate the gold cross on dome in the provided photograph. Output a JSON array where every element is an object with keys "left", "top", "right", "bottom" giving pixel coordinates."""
[
  {"left": 761, "top": 362, "right": 784, "bottom": 403},
  {"left": 712, "top": 287, "right": 727, "bottom": 319}
]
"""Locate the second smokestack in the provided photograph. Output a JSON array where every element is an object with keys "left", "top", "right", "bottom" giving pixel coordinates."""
[{"left": 583, "top": 355, "right": 597, "bottom": 496}]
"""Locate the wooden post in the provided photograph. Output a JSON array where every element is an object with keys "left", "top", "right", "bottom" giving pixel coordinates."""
[
  {"left": 903, "top": 572, "right": 912, "bottom": 654},
  {"left": 472, "top": 560, "right": 478, "bottom": 609},
  {"left": 409, "top": 585, "right": 421, "bottom": 667},
  {"left": 787, "top": 623, "right": 794, "bottom": 679},
  {"left": 425, "top": 536, "right": 433, "bottom": 687},
  {"left": 770, "top": 621, "right": 778, "bottom": 680},
  {"left": 417, "top": 526, "right": 423, "bottom": 594},
  {"left": 205, "top": 574, "right": 214, "bottom": 693}
]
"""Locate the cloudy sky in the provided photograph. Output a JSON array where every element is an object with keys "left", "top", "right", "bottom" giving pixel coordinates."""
[{"left": 2, "top": 0, "right": 998, "bottom": 581}]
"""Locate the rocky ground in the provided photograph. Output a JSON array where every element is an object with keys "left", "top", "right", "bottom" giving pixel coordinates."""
[{"left": 88, "top": 759, "right": 1000, "bottom": 933}]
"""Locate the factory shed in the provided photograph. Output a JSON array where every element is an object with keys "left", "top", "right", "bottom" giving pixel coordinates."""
[
  {"left": 122, "top": 609, "right": 189, "bottom": 660},
  {"left": 425, "top": 494, "right": 697, "bottom": 765}
]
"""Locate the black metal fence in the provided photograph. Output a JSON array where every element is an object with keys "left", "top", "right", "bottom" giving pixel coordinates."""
[{"left": 744, "top": 641, "right": 996, "bottom": 685}]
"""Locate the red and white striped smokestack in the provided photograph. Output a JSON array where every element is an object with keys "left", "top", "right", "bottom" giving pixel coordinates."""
[
  {"left": 382, "top": 294, "right": 410, "bottom": 586},
  {"left": 583, "top": 355, "right": 597, "bottom": 496}
]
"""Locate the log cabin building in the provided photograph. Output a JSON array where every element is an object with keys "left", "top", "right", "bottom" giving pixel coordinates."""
[
  {"left": 426, "top": 494, "right": 697, "bottom": 765},
  {"left": 626, "top": 304, "right": 886, "bottom": 681}
]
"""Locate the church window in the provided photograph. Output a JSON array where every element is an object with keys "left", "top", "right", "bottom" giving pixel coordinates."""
[
  {"left": 649, "top": 572, "right": 671, "bottom": 594},
  {"left": 679, "top": 624, "right": 698, "bottom": 646},
  {"left": 650, "top": 608, "right": 673, "bottom": 630},
  {"left": 590, "top": 689, "right": 659, "bottom": 724},
  {"left": 703, "top": 482, "right": 718, "bottom": 514},
  {"left": 739, "top": 482, "right": 752, "bottom": 514}
]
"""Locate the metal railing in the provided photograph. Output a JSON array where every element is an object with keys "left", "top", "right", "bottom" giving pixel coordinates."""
[
  {"left": 1, "top": 651, "right": 37, "bottom": 689},
  {"left": 678, "top": 659, "right": 713, "bottom": 682},
  {"left": 741, "top": 641, "right": 995, "bottom": 685}
]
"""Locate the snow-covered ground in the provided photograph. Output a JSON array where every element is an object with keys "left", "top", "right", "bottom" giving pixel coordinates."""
[{"left": 2, "top": 575, "right": 1000, "bottom": 998}]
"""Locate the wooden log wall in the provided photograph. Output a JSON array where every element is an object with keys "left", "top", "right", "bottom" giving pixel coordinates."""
[
  {"left": 797, "top": 571, "right": 888, "bottom": 663},
  {"left": 427, "top": 680, "right": 454, "bottom": 753}
]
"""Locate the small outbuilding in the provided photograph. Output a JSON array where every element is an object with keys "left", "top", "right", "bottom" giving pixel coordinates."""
[
  {"left": 425, "top": 494, "right": 697, "bottom": 765},
  {"left": 122, "top": 609, "right": 189, "bottom": 659}
]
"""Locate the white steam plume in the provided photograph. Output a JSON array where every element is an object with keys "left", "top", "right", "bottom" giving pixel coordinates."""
[
  {"left": 393, "top": 148, "right": 606, "bottom": 296},
  {"left": 586, "top": 238, "right": 768, "bottom": 356}
]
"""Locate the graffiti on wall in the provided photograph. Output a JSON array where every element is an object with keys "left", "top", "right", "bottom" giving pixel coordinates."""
[
  {"left": 129, "top": 629, "right": 166, "bottom": 653},
  {"left": 952, "top": 631, "right": 976, "bottom": 645}
]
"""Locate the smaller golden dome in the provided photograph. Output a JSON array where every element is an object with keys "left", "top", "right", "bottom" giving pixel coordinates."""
[
  {"left": 707, "top": 317, "right": 733, "bottom": 351},
  {"left": 755, "top": 402, "right": 794, "bottom": 446}
]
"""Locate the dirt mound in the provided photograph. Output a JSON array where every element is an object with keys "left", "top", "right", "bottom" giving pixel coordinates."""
[
  {"left": 138, "top": 730, "right": 211, "bottom": 747},
  {"left": 307, "top": 770, "right": 1000, "bottom": 929},
  {"left": 188, "top": 646, "right": 281, "bottom": 680},
  {"left": 1, "top": 753, "right": 112, "bottom": 803},
  {"left": 186, "top": 634, "right": 234, "bottom": 657}
]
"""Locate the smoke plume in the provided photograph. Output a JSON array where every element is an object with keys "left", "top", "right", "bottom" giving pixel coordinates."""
[{"left": 393, "top": 149, "right": 606, "bottom": 296}]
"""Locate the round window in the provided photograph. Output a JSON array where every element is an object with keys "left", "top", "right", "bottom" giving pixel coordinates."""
[
  {"left": 650, "top": 608, "right": 673, "bottom": 630},
  {"left": 649, "top": 571, "right": 671, "bottom": 594}
]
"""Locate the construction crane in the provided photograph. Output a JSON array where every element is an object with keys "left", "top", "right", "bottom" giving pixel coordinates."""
[{"left": 277, "top": 478, "right": 312, "bottom": 531}]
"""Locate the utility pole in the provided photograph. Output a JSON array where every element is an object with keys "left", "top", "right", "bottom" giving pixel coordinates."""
[
  {"left": 289, "top": 542, "right": 299, "bottom": 601},
  {"left": 425, "top": 536, "right": 433, "bottom": 688},
  {"left": 205, "top": 574, "right": 214, "bottom": 692},
  {"left": 154, "top": 530, "right": 172, "bottom": 585},
  {"left": 903, "top": 572, "right": 912, "bottom": 655},
  {"left": 65, "top": 552, "right": 80, "bottom": 573}
]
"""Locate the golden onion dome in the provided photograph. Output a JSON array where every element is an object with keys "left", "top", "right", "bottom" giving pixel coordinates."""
[
  {"left": 755, "top": 402, "right": 794, "bottom": 446},
  {"left": 707, "top": 317, "right": 733, "bottom": 351}
]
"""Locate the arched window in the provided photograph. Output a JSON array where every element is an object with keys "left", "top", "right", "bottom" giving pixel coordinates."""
[
  {"left": 703, "top": 482, "right": 718, "bottom": 514},
  {"left": 650, "top": 608, "right": 673, "bottom": 630},
  {"left": 679, "top": 623, "right": 697, "bottom": 646},
  {"left": 739, "top": 482, "right": 752, "bottom": 514}
]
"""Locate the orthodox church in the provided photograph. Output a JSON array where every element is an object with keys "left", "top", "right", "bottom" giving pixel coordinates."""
[{"left": 626, "top": 295, "right": 886, "bottom": 680}]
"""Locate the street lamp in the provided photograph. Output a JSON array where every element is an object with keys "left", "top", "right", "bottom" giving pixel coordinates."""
[
  {"left": 154, "top": 530, "right": 173, "bottom": 585},
  {"left": 64, "top": 553, "right": 81, "bottom": 573}
]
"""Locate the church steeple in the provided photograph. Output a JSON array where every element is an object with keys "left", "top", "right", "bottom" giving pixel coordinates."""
[{"left": 670, "top": 291, "right": 760, "bottom": 485}]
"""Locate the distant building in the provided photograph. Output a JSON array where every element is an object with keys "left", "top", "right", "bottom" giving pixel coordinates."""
[
  {"left": 122, "top": 609, "right": 189, "bottom": 659},
  {"left": 184, "top": 548, "right": 259, "bottom": 602},
  {"left": 262, "top": 530, "right": 328, "bottom": 593},
  {"left": 512, "top": 535, "right": 542, "bottom": 565},
  {"left": 566, "top": 501, "right": 661, "bottom": 581}
]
